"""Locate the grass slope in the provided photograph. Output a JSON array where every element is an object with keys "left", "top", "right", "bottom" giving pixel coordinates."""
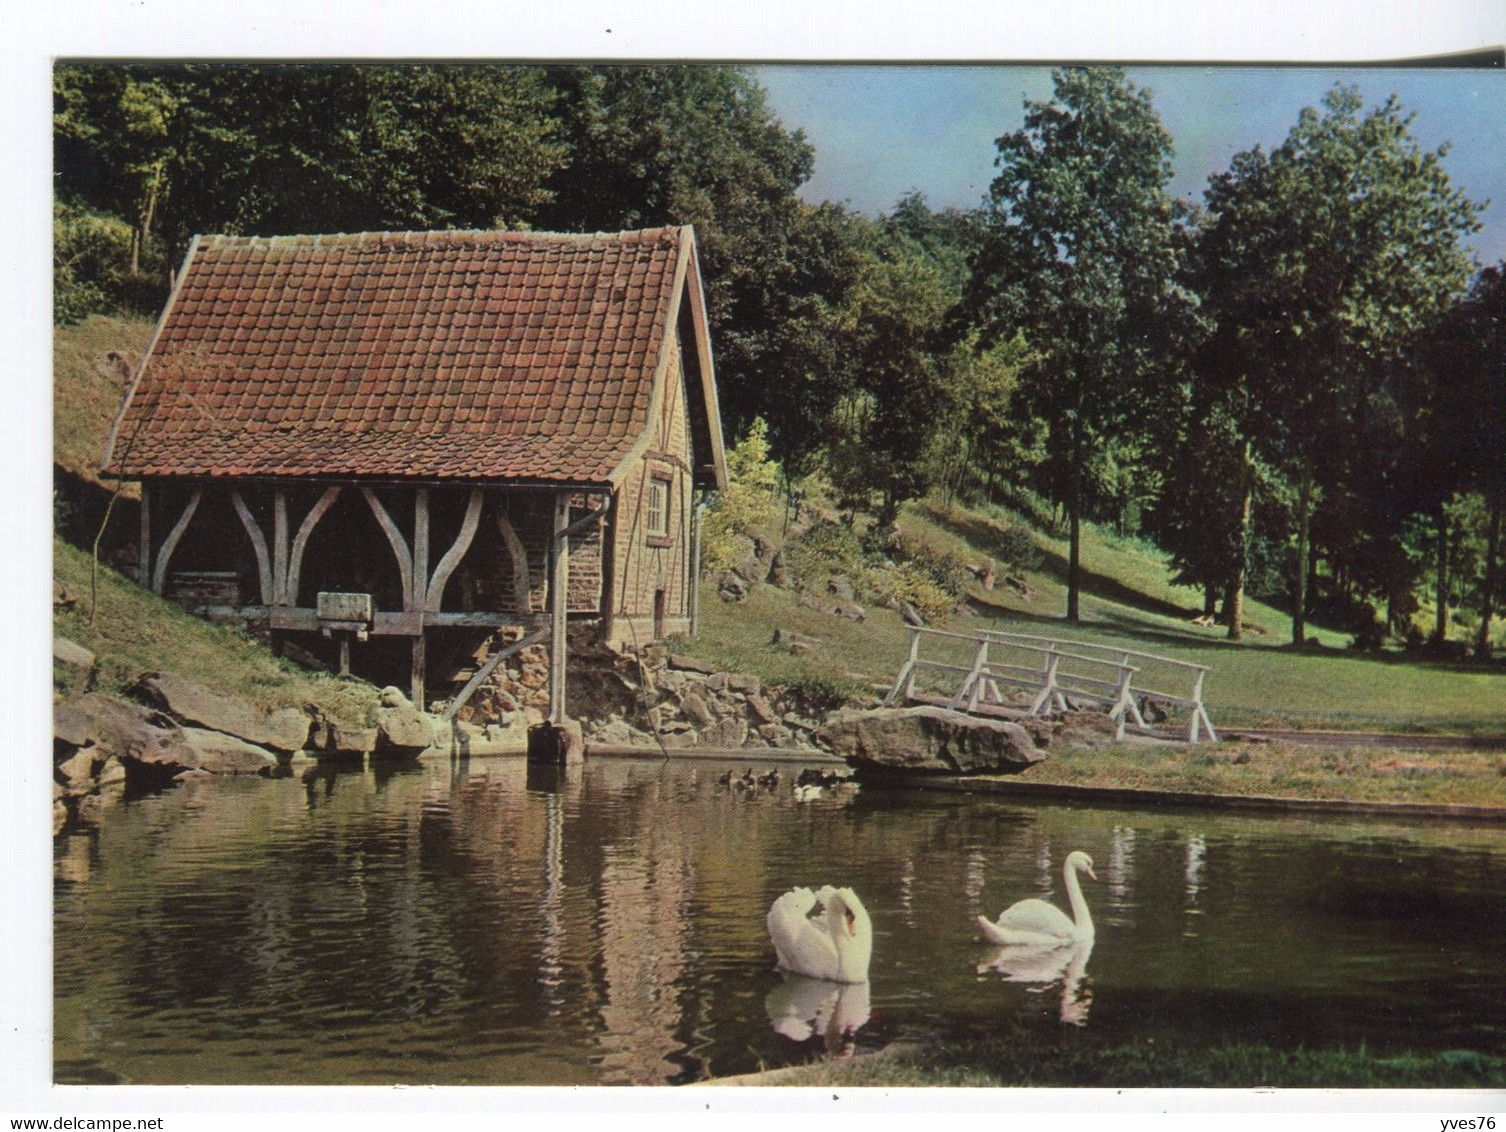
[
  {"left": 54, "top": 535, "right": 377, "bottom": 723},
  {"left": 687, "top": 497, "right": 1505, "bottom": 737},
  {"left": 54, "top": 313, "right": 154, "bottom": 497}
]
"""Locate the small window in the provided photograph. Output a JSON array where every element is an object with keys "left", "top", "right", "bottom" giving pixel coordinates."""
[{"left": 646, "top": 476, "right": 671, "bottom": 540}]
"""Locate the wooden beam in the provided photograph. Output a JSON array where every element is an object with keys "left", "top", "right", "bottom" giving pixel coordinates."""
[
  {"left": 549, "top": 492, "right": 569, "bottom": 723},
  {"left": 272, "top": 489, "right": 288, "bottom": 605},
  {"left": 440, "top": 626, "right": 550, "bottom": 723},
  {"left": 412, "top": 488, "right": 430, "bottom": 612},
  {"left": 231, "top": 489, "right": 274, "bottom": 605},
  {"left": 424, "top": 488, "right": 483, "bottom": 614},
  {"left": 286, "top": 486, "right": 342, "bottom": 607},
  {"left": 361, "top": 488, "right": 414, "bottom": 605},
  {"left": 151, "top": 487, "right": 202, "bottom": 595},
  {"left": 494, "top": 505, "right": 532, "bottom": 614},
  {"left": 138, "top": 483, "right": 151, "bottom": 589}
]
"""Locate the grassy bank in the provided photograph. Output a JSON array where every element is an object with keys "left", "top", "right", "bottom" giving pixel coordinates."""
[
  {"left": 53, "top": 535, "right": 377, "bottom": 724},
  {"left": 714, "top": 1038, "right": 1506, "bottom": 1089},
  {"left": 970, "top": 739, "right": 1506, "bottom": 810},
  {"left": 683, "top": 497, "right": 1506, "bottom": 737}
]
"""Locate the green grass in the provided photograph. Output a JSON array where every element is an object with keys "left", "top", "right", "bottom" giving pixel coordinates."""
[
  {"left": 1001, "top": 739, "right": 1506, "bottom": 808},
  {"left": 54, "top": 535, "right": 378, "bottom": 724},
  {"left": 716, "top": 1038, "right": 1506, "bottom": 1089},
  {"left": 54, "top": 313, "right": 154, "bottom": 497},
  {"left": 681, "top": 496, "right": 1505, "bottom": 738}
]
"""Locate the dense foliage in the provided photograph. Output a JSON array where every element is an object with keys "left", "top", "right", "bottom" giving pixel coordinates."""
[{"left": 53, "top": 63, "right": 1504, "bottom": 656}]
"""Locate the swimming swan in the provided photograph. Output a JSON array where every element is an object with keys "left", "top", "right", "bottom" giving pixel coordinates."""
[
  {"left": 767, "top": 885, "right": 872, "bottom": 983},
  {"left": 977, "top": 850, "right": 1096, "bottom": 946}
]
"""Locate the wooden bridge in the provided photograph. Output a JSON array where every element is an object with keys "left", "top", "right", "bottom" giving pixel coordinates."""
[{"left": 884, "top": 625, "right": 1218, "bottom": 743}]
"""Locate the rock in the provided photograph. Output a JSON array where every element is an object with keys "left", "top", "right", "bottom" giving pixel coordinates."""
[
  {"left": 714, "top": 571, "right": 749, "bottom": 602},
  {"left": 758, "top": 723, "right": 796, "bottom": 748},
  {"left": 53, "top": 797, "right": 68, "bottom": 836},
  {"left": 900, "top": 602, "right": 926, "bottom": 628},
  {"left": 56, "top": 750, "right": 97, "bottom": 794},
  {"left": 699, "top": 717, "right": 748, "bottom": 749},
  {"left": 180, "top": 727, "right": 279, "bottom": 775},
  {"left": 55, "top": 693, "right": 195, "bottom": 778},
  {"left": 375, "top": 686, "right": 436, "bottom": 753},
  {"left": 669, "top": 654, "right": 717, "bottom": 675},
  {"left": 816, "top": 706, "right": 1044, "bottom": 776},
  {"left": 745, "top": 692, "right": 779, "bottom": 725},
  {"left": 773, "top": 628, "right": 821, "bottom": 655},
  {"left": 96, "top": 756, "right": 126, "bottom": 787},
  {"left": 768, "top": 549, "right": 795, "bottom": 589},
  {"left": 53, "top": 637, "right": 95, "bottom": 670},
  {"left": 53, "top": 701, "right": 97, "bottom": 752},
  {"left": 834, "top": 603, "right": 866, "bottom": 622},
  {"left": 732, "top": 554, "right": 766, "bottom": 585},
  {"left": 828, "top": 574, "right": 856, "bottom": 602},
  {"left": 705, "top": 672, "right": 728, "bottom": 692},
  {"left": 590, "top": 719, "right": 656, "bottom": 747},
  {"left": 131, "top": 672, "right": 310, "bottom": 753},
  {"left": 678, "top": 690, "right": 716, "bottom": 728},
  {"left": 53, "top": 581, "right": 82, "bottom": 610},
  {"left": 726, "top": 673, "right": 761, "bottom": 695}
]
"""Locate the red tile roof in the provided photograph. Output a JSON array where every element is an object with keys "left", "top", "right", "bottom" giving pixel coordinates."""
[{"left": 102, "top": 226, "right": 696, "bottom": 484}]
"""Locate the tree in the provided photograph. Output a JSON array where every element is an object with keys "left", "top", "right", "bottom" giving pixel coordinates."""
[
  {"left": 1196, "top": 85, "right": 1483, "bottom": 644},
  {"left": 53, "top": 63, "right": 567, "bottom": 312},
  {"left": 964, "top": 67, "right": 1191, "bottom": 622},
  {"left": 536, "top": 65, "right": 857, "bottom": 471}
]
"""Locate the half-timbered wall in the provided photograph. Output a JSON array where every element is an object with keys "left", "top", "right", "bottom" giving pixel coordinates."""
[{"left": 609, "top": 327, "right": 697, "bottom": 645}]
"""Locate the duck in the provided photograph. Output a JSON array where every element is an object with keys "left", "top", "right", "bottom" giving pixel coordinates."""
[
  {"left": 793, "top": 783, "right": 823, "bottom": 802},
  {"left": 977, "top": 850, "right": 1096, "bottom": 947},
  {"left": 767, "top": 885, "right": 872, "bottom": 983},
  {"left": 758, "top": 768, "right": 781, "bottom": 788}
]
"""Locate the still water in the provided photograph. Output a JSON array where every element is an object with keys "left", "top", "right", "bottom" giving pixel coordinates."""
[{"left": 54, "top": 755, "right": 1506, "bottom": 1086}]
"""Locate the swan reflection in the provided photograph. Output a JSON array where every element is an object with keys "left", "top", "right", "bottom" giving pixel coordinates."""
[
  {"left": 978, "top": 937, "right": 1095, "bottom": 1027},
  {"left": 765, "top": 974, "right": 871, "bottom": 1057}
]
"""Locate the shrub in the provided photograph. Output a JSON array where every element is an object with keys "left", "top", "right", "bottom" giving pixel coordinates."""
[
  {"left": 781, "top": 672, "right": 863, "bottom": 715},
  {"left": 701, "top": 418, "right": 783, "bottom": 572},
  {"left": 995, "top": 519, "right": 1044, "bottom": 574}
]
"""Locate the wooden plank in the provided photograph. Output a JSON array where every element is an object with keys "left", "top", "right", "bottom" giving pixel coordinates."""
[
  {"left": 137, "top": 483, "right": 151, "bottom": 589},
  {"left": 441, "top": 626, "right": 551, "bottom": 723},
  {"left": 286, "top": 487, "right": 342, "bottom": 607},
  {"left": 231, "top": 489, "right": 274, "bottom": 605},
  {"left": 494, "top": 505, "right": 532, "bottom": 614},
  {"left": 549, "top": 492, "right": 569, "bottom": 723},
  {"left": 272, "top": 489, "right": 288, "bottom": 605},
  {"left": 152, "top": 488, "right": 202, "bottom": 595},
  {"left": 424, "top": 488, "right": 483, "bottom": 614},
  {"left": 412, "top": 488, "right": 429, "bottom": 612},
  {"left": 361, "top": 488, "right": 413, "bottom": 606}
]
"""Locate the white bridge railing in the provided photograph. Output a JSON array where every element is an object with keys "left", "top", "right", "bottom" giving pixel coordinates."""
[{"left": 884, "top": 625, "right": 1217, "bottom": 743}]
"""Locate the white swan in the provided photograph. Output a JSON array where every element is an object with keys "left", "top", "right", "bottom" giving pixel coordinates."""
[
  {"left": 766, "top": 974, "right": 872, "bottom": 1055},
  {"left": 767, "top": 885, "right": 872, "bottom": 983},
  {"left": 977, "top": 850, "right": 1096, "bottom": 946}
]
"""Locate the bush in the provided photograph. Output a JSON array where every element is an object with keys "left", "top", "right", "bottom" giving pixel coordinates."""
[
  {"left": 781, "top": 672, "right": 863, "bottom": 715},
  {"left": 994, "top": 519, "right": 1043, "bottom": 574},
  {"left": 54, "top": 198, "right": 131, "bottom": 326},
  {"left": 701, "top": 418, "right": 783, "bottom": 572}
]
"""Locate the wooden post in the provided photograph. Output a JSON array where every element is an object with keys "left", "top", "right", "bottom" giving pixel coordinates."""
[
  {"left": 137, "top": 483, "right": 151, "bottom": 589},
  {"left": 272, "top": 489, "right": 288, "bottom": 605},
  {"left": 411, "top": 488, "right": 430, "bottom": 708},
  {"left": 549, "top": 492, "right": 570, "bottom": 724}
]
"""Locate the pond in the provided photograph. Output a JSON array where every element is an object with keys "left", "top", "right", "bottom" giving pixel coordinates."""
[{"left": 53, "top": 755, "right": 1506, "bottom": 1086}]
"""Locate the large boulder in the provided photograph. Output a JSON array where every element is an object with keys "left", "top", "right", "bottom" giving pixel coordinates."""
[
  {"left": 54, "top": 693, "right": 194, "bottom": 773},
  {"left": 375, "top": 686, "right": 436, "bottom": 753},
  {"left": 816, "top": 706, "right": 1044, "bottom": 776},
  {"left": 131, "top": 672, "right": 310, "bottom": 753},
  {"left": 179, "top": 727, "right": 279, "bottom": 775}
]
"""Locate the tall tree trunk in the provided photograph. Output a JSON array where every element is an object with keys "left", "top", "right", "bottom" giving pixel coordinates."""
[
  {"left": 1477, "top": 489, "right": 1502, "bottom": 658},
  {"left": 1226, "top": 439, "right": 1254, "bottom": 642},
  {"left": 1432, "top": 498, "right": 1450, "bottom": 647},
  {"left": 1292, "top": 457, "right": 1313, "bottom": 646},
  {"left": 1066, "top": 439, "right": 1082, "bottom": 623},
  {"left": 1203, "top": 582, "right": 1217, "bottom": 618}
]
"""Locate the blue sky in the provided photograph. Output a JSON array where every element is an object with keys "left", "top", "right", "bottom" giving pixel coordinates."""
[{"left": 754, "top": 65, "right": 1506, "bottom": 266}]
